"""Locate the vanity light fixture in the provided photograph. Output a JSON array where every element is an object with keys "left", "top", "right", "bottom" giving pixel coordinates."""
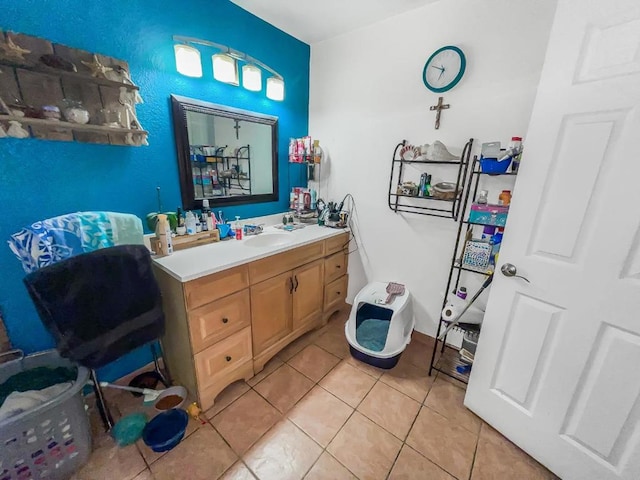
[
  {"left": 266, "top": 76, "right": 285, "bottom": 101},
  {"left": 174, "top": 44, "right": 202, "bottom": 78},
  {"left": 172, "top": 35, "right": 284, "bottom": 101},
  {"left": 242, "top": 64, "right": 262, "bottom": 92},
  {"left": 212, "top": 53, "right": 238, "bottom": 85}
]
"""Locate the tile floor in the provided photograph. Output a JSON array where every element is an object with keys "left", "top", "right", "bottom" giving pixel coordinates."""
[{"left": 72, "top": 309, "right": 557, "bottom": 480}]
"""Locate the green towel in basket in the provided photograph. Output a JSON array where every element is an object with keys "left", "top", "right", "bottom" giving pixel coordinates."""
[{"left": 0, "top": 366, "right": 77, "bottom": 408}]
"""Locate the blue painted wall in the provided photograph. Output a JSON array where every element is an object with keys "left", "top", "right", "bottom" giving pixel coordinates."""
[{"left": 1, "top": 0, "right": 309, "bottom": 380}]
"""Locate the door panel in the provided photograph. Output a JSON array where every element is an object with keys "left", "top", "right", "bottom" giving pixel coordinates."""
[
  {"left": 491, "top": 294, "right": 563, "bottom": 410},
  {"left": 292, "top": 259, "right": 324, "bottom": 330},
  {"left": 250, "top": 271, "right": 293, "bottom": 355},
  {"left": 465, "top": 1, "right": 640, "bottom": 479},
  {"left": 561, "top": 325, "right": 640, "bottom": 464}
]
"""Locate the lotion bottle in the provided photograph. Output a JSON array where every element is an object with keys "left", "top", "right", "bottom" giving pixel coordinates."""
[{"left": 156, "top": 214, "right": 173, "bottom": 256}]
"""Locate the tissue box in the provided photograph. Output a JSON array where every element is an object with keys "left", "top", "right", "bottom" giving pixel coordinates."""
[
  {"left": 468, "top": 204, "right": 509, "bottom": 226},
  {"left": 462, "top": 240, "right": 492, "bottom": 270}
]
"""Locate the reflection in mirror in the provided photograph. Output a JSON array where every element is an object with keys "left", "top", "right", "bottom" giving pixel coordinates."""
[{"left": 171, "top": 95, "right": 278, "bottom": 209}]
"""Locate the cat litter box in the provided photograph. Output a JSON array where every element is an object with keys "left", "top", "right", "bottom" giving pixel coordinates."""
[{"left": 345, "top": 282, "right": 414, "bottom": 369}]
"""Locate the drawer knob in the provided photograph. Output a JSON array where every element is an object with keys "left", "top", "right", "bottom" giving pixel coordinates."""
[
  {"left": 222, "top": 317, "right": 229, "bottom": 324},
  {"left": 337, "top": 265, "right": 341, "bottom": 269},
  {"left": 336, "top": 291, "right": 341, "bottom": 295},
  {"left": 225, "top": 356, "right": 232, "bottom": 362}
]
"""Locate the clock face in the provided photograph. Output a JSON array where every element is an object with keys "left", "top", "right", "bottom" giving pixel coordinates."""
[{"left": 423, "top": 46, "right": 466, "bottom": 93}]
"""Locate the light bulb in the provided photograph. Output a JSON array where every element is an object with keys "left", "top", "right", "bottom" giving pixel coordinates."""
[
  {"left": 242, "top": 64, "right": 262, "bottom": 92},
  {"left": 174, "top": 44, "right": 202, "bottom": 78},
  {"left": 266, "top": 76, "right": 285, "bottom": 101},
  {"left": 212, "top": 53, "right": 238, "bottom": 85}
]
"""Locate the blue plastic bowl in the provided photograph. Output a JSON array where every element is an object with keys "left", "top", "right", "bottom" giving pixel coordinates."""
[
  {"left": 142, "top": 409, "right": 188, "bottom": 452},
  {"left": 480, "top": 157, "right": 511, "bottom": 174}
]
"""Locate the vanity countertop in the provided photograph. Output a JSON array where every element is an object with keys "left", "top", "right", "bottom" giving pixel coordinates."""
[{"left": 153, "top": 224, "right": 349, "bottom": 282}]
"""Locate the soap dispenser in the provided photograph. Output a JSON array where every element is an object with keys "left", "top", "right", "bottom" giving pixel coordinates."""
[{"left": 234, "top": 216, "right": 243, "bottom": 240}]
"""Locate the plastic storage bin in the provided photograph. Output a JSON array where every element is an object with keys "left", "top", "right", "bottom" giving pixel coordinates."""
[
  {"left": 468, "top": 204, "right": 509, "bottom": 227},
  {"left": 479, "top": 157, "right": 511, "bottom": 174},
  {"left": 0, "top": 350, "right": 91, "bottom": 480}
]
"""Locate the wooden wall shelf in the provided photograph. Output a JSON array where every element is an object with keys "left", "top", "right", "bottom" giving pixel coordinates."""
[
  {"left": 0, "top": 30, "right": 147, "bottom": 146},
  {"left": 0, "top": 115, "right": 148, "bottom": 136}
]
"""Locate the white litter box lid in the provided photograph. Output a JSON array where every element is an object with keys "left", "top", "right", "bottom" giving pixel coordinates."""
[{"left": 355, "top": 281, "right": 410, "bottom": 311}]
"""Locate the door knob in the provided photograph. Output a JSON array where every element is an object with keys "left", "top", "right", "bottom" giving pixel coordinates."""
[{"left": 500, "top": 263, "right": 530, "bottom": 283}]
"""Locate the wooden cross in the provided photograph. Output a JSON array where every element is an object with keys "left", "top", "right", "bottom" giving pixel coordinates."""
[
  {"left": 233, "top": 119, "right": 241, "bottom": 139},
  {"left": 429, "top": 96, "right": 450, "bottom": 130}
]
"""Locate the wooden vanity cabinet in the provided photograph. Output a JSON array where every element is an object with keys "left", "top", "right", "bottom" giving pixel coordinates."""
[
  {"left": 154, "top": 232, "right": 349, "bottom": 411},
  {"left": 251, "top": 258, "right": 325, "bottom": 371}
]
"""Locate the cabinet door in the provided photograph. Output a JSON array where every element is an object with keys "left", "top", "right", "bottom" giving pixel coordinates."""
[
  {"left": 250, "top": 271, "right": 293, "bottom": 355},
  {"left": 292, "top": 259, "right": 324, "bottom": 330}
]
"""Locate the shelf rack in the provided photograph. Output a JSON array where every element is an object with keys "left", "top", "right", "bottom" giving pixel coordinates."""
[
  {"left": 388, "top": 139, "right": 473, "bottom": 220},
  {"left": 191, "top": 144, "right": 252, "bottom": 199},
  {"left": 428, "top": 156, "right": 518, "bottom": 383}
]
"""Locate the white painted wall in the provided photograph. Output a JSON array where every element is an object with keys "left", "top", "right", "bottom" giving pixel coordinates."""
[{"left": 309, "top": 0, "right": 558, "bottom": 337}]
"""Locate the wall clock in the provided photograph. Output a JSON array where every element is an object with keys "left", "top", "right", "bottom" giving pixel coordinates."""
[{"left": 422, "top": 45, "right": 466, "bottom": 93}]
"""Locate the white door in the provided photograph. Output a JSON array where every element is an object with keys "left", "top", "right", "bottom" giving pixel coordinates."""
[{"left": 465, "top": 1, "right": 640, "bottom": 479}]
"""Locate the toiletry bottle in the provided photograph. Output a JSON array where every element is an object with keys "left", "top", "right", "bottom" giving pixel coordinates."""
[
  {"left": 206, "top": 211, "right": 214, "bottom": 231},
  {"left": 234, "top": 216, "right": 243, "bottom": 240},
  {"left": 498, "top": 190, "right": 512, "bottom": 206},
  {"left": 201, "top": 199, "right": 210, "bottom": 231},
  {"left": 456, "top": 286, "right": 468, "bottom": 300},
  {"left": 155, "top": 214, "right": 173, "bottom": 256},
  {"left": 477, "top": 190, "right": 489, "bottom": 204},
  {"left": 310, "top": 189, "right": 317, "bottom": 210},
  {"left": 481, "top": 225, "right": 496, "bottom": 240},
  {"left": 490, "top": 227, "right": 504, "bottom": 264},
  {"left": 185, "top": 211, "right": 196, "bottom": 235},
  {"left": 176, "top": 207, "right": 184, "bottom": 228}
]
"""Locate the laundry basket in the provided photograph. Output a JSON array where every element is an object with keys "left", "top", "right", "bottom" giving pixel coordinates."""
[{"left": 0, "top": 350, "right": 91, "bottom": 480}]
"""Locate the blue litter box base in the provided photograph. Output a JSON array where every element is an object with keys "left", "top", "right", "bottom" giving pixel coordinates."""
[{"left": 349, "top": 346, "right": 402, "bottom": 369}]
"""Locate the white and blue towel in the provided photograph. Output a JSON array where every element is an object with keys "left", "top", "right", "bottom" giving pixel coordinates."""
[{"left": 8, "top": 212, "right": 144, "bottom": 273}]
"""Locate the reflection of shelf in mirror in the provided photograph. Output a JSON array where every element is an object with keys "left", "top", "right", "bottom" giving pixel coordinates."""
[
  {"left": 453, "top": 261, "right": 493, "bottom": 276},
  {"left": 192, "top": 156, "right": 251, "bottom": 163},
  {"left": 0, "top": 61, "right": 140, "bottom": 91},
  {"left": 0, "top": 115, "right": 148, "bottom": 136},
  {"left": 389, "top": 193, "right": 458, "bottom": 203},
  {"left": 393, "top": 159, "right": 462, "bottom": 165}
]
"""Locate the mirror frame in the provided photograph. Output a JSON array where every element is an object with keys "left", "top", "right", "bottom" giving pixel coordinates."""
[{"left": 171, "top": 94, "right": 279, "bottom": 210}]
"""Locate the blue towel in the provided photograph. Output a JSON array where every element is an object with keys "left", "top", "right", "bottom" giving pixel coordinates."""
[{"left": 8, "top": 212, "right": 143, "bottom": 273}]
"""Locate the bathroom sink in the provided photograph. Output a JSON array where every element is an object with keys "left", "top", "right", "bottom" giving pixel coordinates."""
[{"left": 244, "top": 234, "right": 292, "bottom": 248}]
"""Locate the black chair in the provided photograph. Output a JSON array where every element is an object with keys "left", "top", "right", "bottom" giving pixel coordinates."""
[{"left": 23, "top": 244, "right": 168, "bottom": 430}]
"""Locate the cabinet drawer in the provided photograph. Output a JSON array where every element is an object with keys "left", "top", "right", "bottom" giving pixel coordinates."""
[
  {"left": 188, "top": 289, "right": 251, "bottom": 354},
  {"left": 324, "top": 274, "right": 348, "bottom": 312},
  {"left": 249, "top": 241, "right": 325, "bottom": 284},
  {"left": 324, "top": 252, "right": 348, "bottom": 284},
  {"left": 325, "top": 233, "right": 349, "bottom": 256},
  {"left": 194, "top": 327, "right": 252, "bottom": 391},
  {"left": 185, "top": 265, "right": 249, "bottom": 310}
]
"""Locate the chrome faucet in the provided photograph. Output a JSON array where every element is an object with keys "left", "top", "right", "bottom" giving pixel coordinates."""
[{"left": 244, "top": 223, "right": 264, "bottom": 236}]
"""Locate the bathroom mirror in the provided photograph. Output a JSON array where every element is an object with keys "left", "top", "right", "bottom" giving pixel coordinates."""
[{"left": 171, "top": 94, "right": 279, "bottom": 210}]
